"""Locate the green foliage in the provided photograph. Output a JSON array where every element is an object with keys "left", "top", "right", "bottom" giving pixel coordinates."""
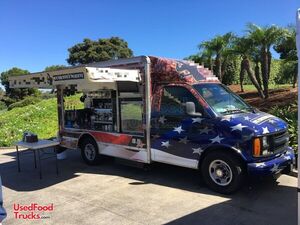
[
  {"left": 0, "top": 101, "right": 7, "bottom": 111},
  {"left": 44, "top": 65, "right": 66, "bottom": 71},
  {"left": 67, "top": 37, "right": 133, "bottom": 65},
  {"left": 274, "top": 26, "right": 297, "bottom": 61},
  {"left": 0, "top": 67, "right": 40, "bottom": 101},
  {"left": 275, "top": 60, "right": 297, "bottom": 84},
  {"left": 221, "top": 57, "right": 240, "bottom": 85},
  {"left": 270, "top": 102, "right": 298, "bottom": 151},
  {"left": 0, "top": 94, "right": 82, "bottom": 146},
  {"left": 7, "top": 96, "right": 42, "bottom": 110},
  {"left": 274, "top": 27, "right": 297, "bottom": 86}
]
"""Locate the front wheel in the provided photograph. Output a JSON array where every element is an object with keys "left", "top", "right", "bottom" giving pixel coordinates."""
[
  {"left": 201, "top": 151, "right": 245, "bottom": 194},
  {"left": 80, "top": 137, "right": 101, "bottom": 165}
]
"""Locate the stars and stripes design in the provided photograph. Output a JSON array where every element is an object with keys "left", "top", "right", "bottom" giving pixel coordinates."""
[{"left": 151, "top": 109, "right": 290, "bottom": 168}]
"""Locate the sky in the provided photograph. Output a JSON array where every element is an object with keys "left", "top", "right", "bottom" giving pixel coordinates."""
[{"left": 0, "top": 0, "right": 299, "bottom": 76}]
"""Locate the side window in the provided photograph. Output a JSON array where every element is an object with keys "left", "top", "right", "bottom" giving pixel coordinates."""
[
  {"left": 120, "top": 98, "right": 143, "bottom": 134},
  {"left": 160, "top": 86, "right": 202, "bottom": 116}
]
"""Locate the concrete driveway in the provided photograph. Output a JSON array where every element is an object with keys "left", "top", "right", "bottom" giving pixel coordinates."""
[{"left": 0, "top": 148, "right": 297, "bottom": 225}]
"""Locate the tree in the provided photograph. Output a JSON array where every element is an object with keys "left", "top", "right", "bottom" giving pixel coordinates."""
[
  {"left": 67, "top": 37, "right": 133, "bottom": 65},
  {"left": 0, "top": 67, "right": 39, "bottom": 101},
  {"left": 230, "top": 37, "right": 265, "bottom": 98},
  {"left": 274, "top": 26, "right": 297, "bottom": 87},
  {"left": 199, "top": 32, "right": 234, "bottom": 82},
  {"left": 246, "top": 23, "right": 285, "bottom": 98},
  {"left": 44, "top": 65, "right": 67, "bottom": 93},
  {"left": 44, "top": 65, "right": 66, "bottom": 72}
]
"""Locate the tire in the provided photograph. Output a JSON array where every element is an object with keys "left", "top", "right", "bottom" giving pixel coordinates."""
[
  {"left": 201, "top": 151, "right": 245, "bottom": 194},
  {"left": 80, "top": 137, "right": 101, "bottom": 165}
]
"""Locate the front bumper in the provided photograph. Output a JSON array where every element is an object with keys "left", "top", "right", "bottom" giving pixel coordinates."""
[{"left": 247, "top": 147, "right": 295, "bottom": 176}]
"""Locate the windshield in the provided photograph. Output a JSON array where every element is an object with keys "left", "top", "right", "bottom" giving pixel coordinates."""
[{"left": 193, "top": 83, "right": 253, "bottom": 115}]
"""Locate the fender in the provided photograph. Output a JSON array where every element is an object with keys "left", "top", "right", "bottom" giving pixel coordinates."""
[
  {"left": 77, "top": 132, "right": 98, "bottom": 149},
  {"left": 197, "top": 144, "right": 247, "bottom": 169}
]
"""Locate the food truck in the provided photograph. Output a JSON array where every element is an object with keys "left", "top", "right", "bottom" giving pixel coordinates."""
[{"left": 8, "top": 56, "right": 295, "bottom": 194}]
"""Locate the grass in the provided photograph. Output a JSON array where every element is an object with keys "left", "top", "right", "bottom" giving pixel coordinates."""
[
  {"left": 240, "top": 84, "right": 293, "bottom": 92},
  {"left": 0, "top": 94, "right": 82, "bottom": 147}
]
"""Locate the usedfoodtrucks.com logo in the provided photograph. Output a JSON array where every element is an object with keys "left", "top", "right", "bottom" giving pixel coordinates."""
[{"left": 13, "top": 203, "right": 54, "bottom": 220}]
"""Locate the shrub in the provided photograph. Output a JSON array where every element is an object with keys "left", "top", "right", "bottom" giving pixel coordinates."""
[
  {"left": 8, "top": 96, "right": 42, "bottom": 110},
  {"left": 270, "top": 101, "right": 298, "bottom": 152},
  {"left": 0, "top": 101, "right": 7, "bottom": 110}
]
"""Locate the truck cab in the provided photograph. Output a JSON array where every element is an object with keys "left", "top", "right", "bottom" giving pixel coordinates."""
[{"left": 150, "top": 81, "right": 294, "bottom": 193}]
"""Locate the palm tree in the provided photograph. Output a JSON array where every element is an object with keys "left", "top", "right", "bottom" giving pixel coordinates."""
[
  {"left": 250, "top": 49, "right": 263, "bottom": 90},
  {"left": 199, "top": 32, "right": 234, "bottom": 82},
  {"left": 246, "top": 23, "right": 285, "bottom": 98},
  {"left": 230, "top": 37, "right": 265, "bottom": 98},
  {"left": 274, "top": 27, "right": 298, "bottom": 88}
]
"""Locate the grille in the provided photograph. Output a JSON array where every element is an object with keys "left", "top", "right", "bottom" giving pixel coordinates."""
[{"left": 269, "top": 130, "right": 289, "bottom": 154}]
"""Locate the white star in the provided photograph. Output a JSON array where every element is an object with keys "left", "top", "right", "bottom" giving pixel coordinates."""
[
  {"left": 262, "top": 127, "right": 269, "bottom": 134},
  {"left": 192, "top": 118, "right": 204, "bottom": 123},
  {"left": 270, "top": 164, "right": 279, "bottom": 173},
  {"left": 269, "top": 119, "right": 276, "bottom": 124},
  {"left": 221, "top": 116, "right": 231, "bottom": 122},
  {"left": 231, "top": 123, "right": 247, "bottom": 132},
  {"left": 192, "top": 147, "right": 204, "bottom": 155},
  {"left": 174, "top": 126, "right": 185, "bottom": 134},
  {"left": 284, "top": 155, "right": 291, "bottom": 160},
  {"left": 161, "top": 141, "right": 171, "bottom": 148},
  {"left": 244, "top": 116, "right": 250, "bottom": 120},
  {"left": 210, "top": 135, "right": 224, "bottom": 143},
  {"left": 179, "top": 136, "right": 189, "bottom": 144},
  {"left": 199, "top": 127, "right": 212, "bottom": 134},
  {"left": 255, "top": 162, "right": 266, "bottom": 168},
  {"left": 158, "top": 116, "right": 166, "bottom": 124}
]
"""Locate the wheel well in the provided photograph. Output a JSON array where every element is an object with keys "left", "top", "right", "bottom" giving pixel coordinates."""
[
  {"left": 198, "top": 146, "right": 246, "bottom": 171},
  {"left": 77, "top": 133, "right": 98, "bottom": 149}
]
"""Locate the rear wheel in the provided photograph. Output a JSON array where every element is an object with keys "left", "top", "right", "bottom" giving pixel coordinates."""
[
  {"left": 80, "top": 137, "right": 101, "bottom": 165},
  {"left": 201, "top": 151, "right": 245, "bottom": 194}
]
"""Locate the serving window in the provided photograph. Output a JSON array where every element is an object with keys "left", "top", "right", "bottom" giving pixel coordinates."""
[{"left": 120, "top": 98, "right": 143, "bottom": 134}]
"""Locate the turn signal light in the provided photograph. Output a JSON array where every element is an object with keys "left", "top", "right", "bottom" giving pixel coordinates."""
[{"left": 253, "top": 138, "right": 261, "bottom": 157}]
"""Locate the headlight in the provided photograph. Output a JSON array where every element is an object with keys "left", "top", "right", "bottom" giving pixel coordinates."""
[
  {"left": 262, "top": 136, "right": 269, "bottom": 148},
  {"left": 253, "top": 136, "right": 270, "bottom": 157}
]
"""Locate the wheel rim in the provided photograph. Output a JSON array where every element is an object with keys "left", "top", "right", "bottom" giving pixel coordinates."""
[
  {"left": 84, "top": 144, "right": 96, "bottom": 161},
  {"left": 209, "top": 159, "right": 233, "bottom": 186}
]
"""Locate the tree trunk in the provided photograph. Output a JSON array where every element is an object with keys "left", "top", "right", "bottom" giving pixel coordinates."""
[
  {"left": 239, "top": 65, "right": 245, "bottom": 92},
  {"left": 221, "top": 57, "right": 227, "bottom": 79},
  {"left": 260, "top": 47, "right": 269, "bottom": 98},
  {"left": 210, "top": 57, "right": 213, "bottom": 71},
  {"left": 215, "top": 54, "right": 222, "bottom": 82},
  {"left": 254, "top": 62, "right": 262, "bottom": 89},
  {"left": 267, "top": 50, "right": 272, "bottom": 80},
  {"left": 293, "top": 62, "right": 298, "bottom": 88},
  {"left": 243, "top": 57, "right": 265, "bottom": 99},
  {"left": 293, "top": 75, "right": 297, "bottom": 88}
]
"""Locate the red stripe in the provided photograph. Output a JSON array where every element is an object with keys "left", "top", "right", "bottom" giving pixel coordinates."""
[{"left": 89, "top": 131, "right": 132, "bottom": 145}]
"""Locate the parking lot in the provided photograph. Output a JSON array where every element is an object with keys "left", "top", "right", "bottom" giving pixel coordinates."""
[{"left": 0, "top": 148, "right": 297, "bottom": 225}]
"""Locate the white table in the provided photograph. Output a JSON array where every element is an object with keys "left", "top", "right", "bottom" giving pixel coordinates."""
[{"left": 16, "top": 140, "right": 60, "bottom": 179}]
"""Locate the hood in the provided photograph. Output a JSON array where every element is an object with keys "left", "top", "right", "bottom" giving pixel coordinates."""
[{"left": 220, "top": 111, "right": 288, "bottom": 137}]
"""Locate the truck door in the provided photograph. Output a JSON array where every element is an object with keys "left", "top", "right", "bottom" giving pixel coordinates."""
[{"left": 151, "top": 85, "right": 206, "bottom": 168}]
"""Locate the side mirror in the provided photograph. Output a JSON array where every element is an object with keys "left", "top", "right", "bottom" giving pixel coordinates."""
[{"left": 185, "top": 102, "right": 202, "bottom": 116}]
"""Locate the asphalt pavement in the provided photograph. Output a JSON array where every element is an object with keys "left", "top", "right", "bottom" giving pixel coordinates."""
[{"left": 0, "top": 148, "right": 297, "bottom": 225}]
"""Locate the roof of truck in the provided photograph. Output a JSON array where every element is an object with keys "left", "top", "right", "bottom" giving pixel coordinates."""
[{"left": 8, "top": 56, "right": 219, "bottom": 90}]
